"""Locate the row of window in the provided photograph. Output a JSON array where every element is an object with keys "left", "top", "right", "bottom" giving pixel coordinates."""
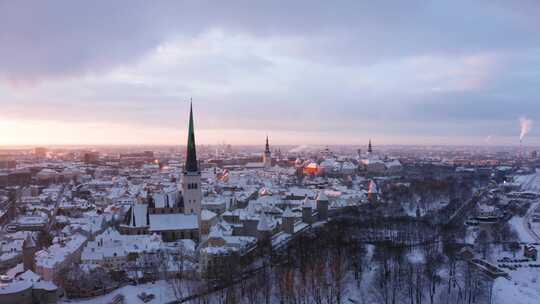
[
  {"left": 150, "top": 207, "right": 181, "bottom": 214},
  {"left": 126, "top": 228, "right": 196, "bottom": 240},
  {"left": 186, "top": 183, "right": 199, "bottom": 189},
  {"left": 158, "top": 230, "right": 196, "bottom": 240}
]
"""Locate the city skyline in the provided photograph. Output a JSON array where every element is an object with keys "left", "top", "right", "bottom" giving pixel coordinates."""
[
  {"left": 2, "top": 3, "right": 540, "bottom": 303},
  {"left": 1, "top": 1, "right": 539, "bottom": 146}
]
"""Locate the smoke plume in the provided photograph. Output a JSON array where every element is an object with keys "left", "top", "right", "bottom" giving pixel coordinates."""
[{"left": 520, "top": 117, "right": 533, "bottom": 142}]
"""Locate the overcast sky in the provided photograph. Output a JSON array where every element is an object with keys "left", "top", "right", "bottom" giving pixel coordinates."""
[{"left": 1, "top": 1, "right": 539, "bottom": 146}]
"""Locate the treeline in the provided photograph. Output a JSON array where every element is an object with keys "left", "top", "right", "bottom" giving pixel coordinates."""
[{"left": 182, "top": 217, "right": 491, "bottom": 304}]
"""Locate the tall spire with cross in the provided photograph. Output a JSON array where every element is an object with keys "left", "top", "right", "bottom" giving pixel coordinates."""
[
  {"left": 181, "top": 98, "right": 202, "bottom": 215},
  {"left": 185, "top": 100, "right": 198, "bottom": 173}
]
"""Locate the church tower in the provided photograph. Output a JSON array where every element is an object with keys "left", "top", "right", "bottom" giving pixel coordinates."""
[
  {"left": 263, "top": 135, "right": 272, "bottom": 168},
  {"left": 181, "top": 102, "right": 202, "bottom": 215}
]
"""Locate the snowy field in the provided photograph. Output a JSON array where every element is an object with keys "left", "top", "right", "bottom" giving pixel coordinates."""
[
  {"left": 60, "top": 280, "right": 177, "bottom": 304},
  {"left": 510, "top": 171, "right": 540, "bottom": 241},
  {"left": 514, "top": 171, "right": 540, "bottom": 192},
  {"left": 509, "top": 216, "right": 536, "bottom": 243},
  {"left": 493, "top": 268, "right": 540, "bottom": 304},
  {"left": 490, "top": 244, "right": 540, "bottom": 304},
  {"left": 493, "top": 172, "right": 540, "bottom": 303}
]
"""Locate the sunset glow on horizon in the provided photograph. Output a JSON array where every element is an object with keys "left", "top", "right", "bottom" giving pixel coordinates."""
[{"left": 1, "top": 1, "right": 539, "bottom": 146}]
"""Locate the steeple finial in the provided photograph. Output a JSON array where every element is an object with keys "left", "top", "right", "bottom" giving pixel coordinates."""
[
  {"left": 265, "top": 134, "right": 270, "bottom": 153},
  {"left": 185, "top": 100, "right": 198, "bottom": 172}
]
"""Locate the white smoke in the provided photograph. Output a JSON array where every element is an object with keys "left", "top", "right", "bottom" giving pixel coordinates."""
[
  {"left": 288, "top": 145, "right": 312, "bottom": 153},
  {"left": 520, "top": 117, "right": 533, "bottom": 142}
]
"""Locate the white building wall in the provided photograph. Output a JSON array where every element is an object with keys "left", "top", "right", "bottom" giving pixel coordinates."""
[{"left": 182, "top": 172, "right": 202, "bottom": 215}]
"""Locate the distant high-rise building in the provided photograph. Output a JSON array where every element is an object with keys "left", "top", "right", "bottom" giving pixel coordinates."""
[
  {"left": 181, "top": 102, "right": 202, "bottom": 215},
  {"left": 83, "top": 151, "right": 99, "bottom": 164},
  {"left": 0, "top": 154, "right": 16, "bottom": 169},
  {"left": 34, "top": 147, "right": 47, "bottom": 158},
  {"left": 263, "top": 135, "right": 272, "bottom": 168},
  {"left": 368, "top": 139, "right": 373, "bottom": 154},
  {"left": 531, "top": 150, "right": 538, "bottom": 159}
]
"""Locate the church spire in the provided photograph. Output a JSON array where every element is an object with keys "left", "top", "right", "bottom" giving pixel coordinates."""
[
  {"left": 263, "top": 134, "right": 272, "bottom": 168},
  {"left": 265, "top": 135, "right": 270, "bottom": 153},
  {"left": 185, "top": 100, "right": 198, "bottom": 172}
]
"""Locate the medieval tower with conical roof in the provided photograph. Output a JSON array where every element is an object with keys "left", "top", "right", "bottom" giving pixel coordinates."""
[{"left": 181, "top": 102, "right": 202, "bottom": 215}]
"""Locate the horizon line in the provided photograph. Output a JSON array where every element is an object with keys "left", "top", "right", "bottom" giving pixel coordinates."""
[{"left": 0, "top": 143, "right": 537, "bottom": 149}]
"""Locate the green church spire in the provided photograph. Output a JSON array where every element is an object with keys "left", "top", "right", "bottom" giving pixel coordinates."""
[{"left": 185, "top": 101, "right": 198, "bottom": 172}]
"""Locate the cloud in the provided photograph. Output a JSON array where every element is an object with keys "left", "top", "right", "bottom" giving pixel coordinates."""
[
  {"left": 0, "top": 1, "right": 539, "bottom": 145},
  {"left": 1, "top": 1, "right": 538, "bottom": 82}
]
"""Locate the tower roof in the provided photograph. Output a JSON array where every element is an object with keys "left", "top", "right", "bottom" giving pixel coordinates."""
[
  {"left": 185, "top": 101, "right": 198, "bottom": 172},
  {"left": 23, "top": 233, "right": 36, "bottom": 249},
  {"left": 209, "top": 225, "right": 224, "bottom": 239},
  {"left": 368, "top": 180, "right": 379, "bottom": 194},
  {"left": 265, "top": 135, "right": 270, "bottom": 153}
]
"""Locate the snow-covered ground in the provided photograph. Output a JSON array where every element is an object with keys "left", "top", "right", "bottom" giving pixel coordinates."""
[
  {"left": 406, "top": 248, "right": 426, "bottom": 264},
  {"left": 506, "top": 171, "right": 540, "bottom": 243},
  {"left": 509, "top": 216, "right": 536, "bottom": 243},
  {"left": 490, "top": 245, "right": 540, "bottom": 304},
  {"left": 506, "top": 198, "right": 540, "bottom": 244},
  {"left": 530, "top": 220, "right": 540, "bottom": 242},
  {"left": 402, "top": 197, "right": 449, "bottom": 218},
  {"left": 493, "top": 268, "right": 540, "bottom": 304},
  {"left": 60, "top": 280, "right": 178, "bottom": 304},
  {"left": 491, "top": 173, "right": 540, "bottom": 304},
  {"left": 465, "top": 226, "right": 480, "bottom": 244},
  {"left": 524, "top": 202, "right": 540, "bottom": 243},
  {"left": 514, "top": 171, "right": 540, "bottom": 192},
  {"left": 341, "top": 244, "right": 382, "bottom": 304}
]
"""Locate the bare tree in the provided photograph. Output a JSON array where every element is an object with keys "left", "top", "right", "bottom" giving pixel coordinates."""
[
  {"left": 374, "top": 245, "right": 392, "bottom": 304},
  {"left": 476, "top": 230, "right": 491, "bottom": 259},
  {"left": 329, "top": 247, "right": 348, "bottom": 304},
  {"left": 258, "top": 264, "right": 273, "bottom": 304},
  {"left": 424, "top": 248, "right": 443, "bottom": 304},
  {"left": 306, "top": 256, "right": 327, "bottom": 304},
  {"left": 166, "top": 247, "right": 187, "bottom": 300}
]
